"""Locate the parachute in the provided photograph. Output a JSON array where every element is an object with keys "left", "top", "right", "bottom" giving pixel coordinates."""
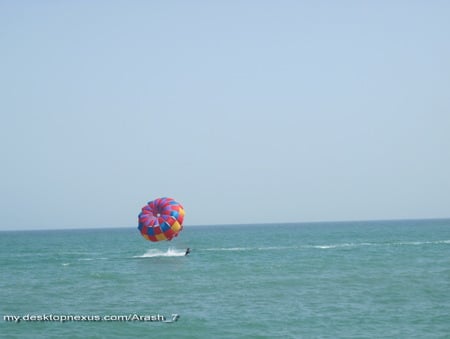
[{"left": 138, "top": 197, "right": 185, "bottom": 242}]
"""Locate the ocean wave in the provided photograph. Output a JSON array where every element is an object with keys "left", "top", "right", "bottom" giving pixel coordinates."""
[
  {"left": 204, "top": 247, "right": 254, "bottom": 251},
  {"left": 310, "top": 240, "right": 450, "bottom": 249},
  {"left": 310, "top": 243, "right": 375, "bottom": 249},
  {"left": 393, "top": 240, "right": 450, "bottom": 246},
  {"left": 78, "top": 257, "right": 108, "bottom": 261},
  {"left": 132, "top": 240, "right": 450, "bottom": 256},
  {"left": 204, "top": 246, "right": 296, "bottom": 252}
]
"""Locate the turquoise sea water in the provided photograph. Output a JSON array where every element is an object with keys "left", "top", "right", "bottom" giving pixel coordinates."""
[{"left": 1, "top": 219, "right": 450, "bottom": 338}]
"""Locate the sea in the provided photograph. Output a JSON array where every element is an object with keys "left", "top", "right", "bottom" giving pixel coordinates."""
[{"left": 1, "top": 219, "right": 449, "bottom": 338}]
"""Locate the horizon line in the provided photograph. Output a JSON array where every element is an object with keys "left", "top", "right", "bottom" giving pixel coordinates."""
[{"left": 1, "top": 216, "right": 449, "bottom": 232}]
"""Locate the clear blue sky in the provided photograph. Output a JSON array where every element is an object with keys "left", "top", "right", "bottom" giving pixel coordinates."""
[{"left": 1, "top": 1, "right": 449, "bottom": 230}]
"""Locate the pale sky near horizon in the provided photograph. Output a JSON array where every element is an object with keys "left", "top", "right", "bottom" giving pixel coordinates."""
[{"left": 1, "top": 1, "right": 449, "bottom": 230}]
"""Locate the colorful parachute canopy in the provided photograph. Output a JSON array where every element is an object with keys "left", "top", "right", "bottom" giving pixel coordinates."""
[{"left": 138, "top": 197, "right": 185, "bottom": 242}]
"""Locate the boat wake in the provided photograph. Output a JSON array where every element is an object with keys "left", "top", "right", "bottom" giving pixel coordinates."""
[{"left": 133, "top": 248, "right": 186, "bottom": 258}]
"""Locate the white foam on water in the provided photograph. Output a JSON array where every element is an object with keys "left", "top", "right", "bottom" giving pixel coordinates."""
[
  {"left": 310, "top": 240, "right": 450, "bottom": 249},
  {"left": 134, "top": 248, "right": 186, "bottom": 258},
  {"left": 311, "top": 243, "right": 360, "bottom": 249},
  {"left": 393, "top": 240, "right": 450, "bottom": 246}
]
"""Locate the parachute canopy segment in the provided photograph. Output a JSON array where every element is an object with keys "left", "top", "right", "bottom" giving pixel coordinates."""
[{"left": 138, "top": 197, "right": 185, "bottom": 242}]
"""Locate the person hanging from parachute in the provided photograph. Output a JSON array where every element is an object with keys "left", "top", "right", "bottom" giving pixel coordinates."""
[{"left": 138, "top": 197, "right": 190, "bottom": 255}]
